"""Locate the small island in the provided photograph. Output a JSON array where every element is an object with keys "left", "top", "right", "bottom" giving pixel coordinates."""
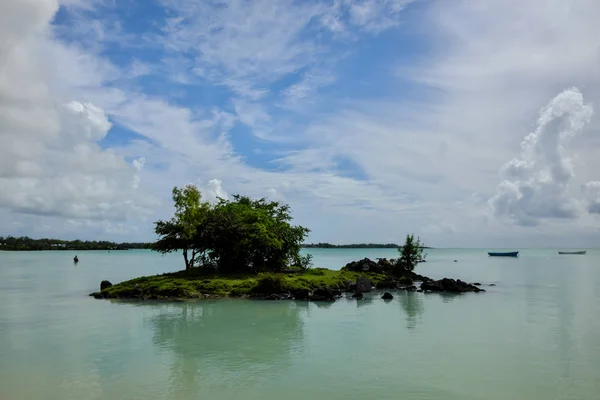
[{"left": 91, "top": 185, "right": 483, "bottom": 301}]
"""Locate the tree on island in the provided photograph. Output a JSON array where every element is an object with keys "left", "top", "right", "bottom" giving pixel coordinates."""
[
  {"left": 153, "top": 185, "right": 211, "bottom": 271},
  {"left": 396, "top": 234, "right": 425, "bottom": 272},
  {"left": 152, "top": 185, "right": 310, "bottom": 273}
]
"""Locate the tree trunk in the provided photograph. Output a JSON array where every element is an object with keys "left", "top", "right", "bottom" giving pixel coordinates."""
[{"left": 183, "top": 248, "right": 190, "bottom": 271}]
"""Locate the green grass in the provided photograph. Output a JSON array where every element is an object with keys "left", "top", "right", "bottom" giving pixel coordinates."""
[{"left": 91, "top": 268, "right": 389, "bottom": 300}]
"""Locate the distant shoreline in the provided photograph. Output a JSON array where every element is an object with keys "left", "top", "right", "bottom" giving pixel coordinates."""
[
  {"left": 302, "top": 243, "right": 433, "bottom": 249},
  {"left": 0, "top": 236, "right": 437, "bottom": 252},
  {"left": 0, "top": 236, "right": 150, "bottom": 251}
]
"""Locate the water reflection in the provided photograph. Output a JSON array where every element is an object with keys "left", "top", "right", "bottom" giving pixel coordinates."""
[
  {"left": 147, "top": 300, "right": 305, "bottom": 395},
  {"left": 397, "top": 292, "right": 424, "bottom": 329}
]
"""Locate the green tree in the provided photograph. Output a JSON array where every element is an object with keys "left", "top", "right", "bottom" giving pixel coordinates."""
[
  {"left": 397, "top": 234, "right": 425, "bottom": 272},
  {"left": 203, "top": 196, "right": 310, "bottom": 273},
  {"left": 153, "top": 185, "right": 211, "bottom": 271}
]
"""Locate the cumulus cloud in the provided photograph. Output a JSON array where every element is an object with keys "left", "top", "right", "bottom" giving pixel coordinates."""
[
  {"left": 200, "top": 179, "right": 229, "bottom": 203},
  {"left": 582, "top": 182, "right": 600, "bottom": 214},
  {"left": 0, "top": 0, "right": 154, "bottom": 227},
  {"left": 489, "top": 88, "right": 594, "bottom": 226}
]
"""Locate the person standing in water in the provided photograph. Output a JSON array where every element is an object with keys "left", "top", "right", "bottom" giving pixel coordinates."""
[{"left": 73, "top": 255, "right": 79, "bottom": 263}]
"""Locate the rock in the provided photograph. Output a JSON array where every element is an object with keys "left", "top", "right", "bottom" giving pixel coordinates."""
[
  {"left": 376, "top": 280, "right": 397, "bottom": 290},
  {"left": 417, "top": 289, "right": 423, "bottom": 293},
  {"left": 356, "top": 276, "right": 373, "bottom": 293},
  {"left": 405, "top": 285, "right": 417, "bottom": 292},
  {"left": 100, "top": 280, "right": 113, "bottom": 291},
  {"left": 489, "top": 283, "right": 496, "bottom": 287},
  {"left": 310, "top": 288, "right": 335, "bottom": 302},
  {"left": 352, "top": 292, "right": 364, "bottom": 299},
  {"left": 293, "top": 288, "right": 310, "bottom": 301},
  {"left": 345, "top": 281, "right": 357, "bottom": 292},
  {"left": 265, "top": 294, "right": 282, "bottom": 300},
  {"left": 398, "top": 276, "right": 414, "bottom": 286},
  {"left": 376, "top": 258, "right": 394, "bottom": 270},
  {"left": 473, "top": 283, "right": 481, "bottom": 286},
  {"left": 420, "top": 278, "right": 484, "bottom": 293},
  {"left": 381, "top": 292, "right": 394, "bottom": 300},
  {"left": 341, "top": 258, "right": 383, "bottom": 273}
]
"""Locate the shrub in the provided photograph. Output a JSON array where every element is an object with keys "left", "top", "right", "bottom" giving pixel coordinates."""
[
  {"left": 303, "top": 267, "right": 326, "bottom": 276},
  {"left": 293, "top": 253, "right": 313, "bottom": 272},
  {"left": 251, "top": 273, "right": 289, "bottom": 294}
]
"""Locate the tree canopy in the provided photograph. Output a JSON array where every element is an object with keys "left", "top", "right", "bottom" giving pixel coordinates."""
[
  {"left": 152, "top": 186, "right": 310, "bottom": 273},
  {"left": 396, "top": 234, "right": 425, "bottom": 272}
]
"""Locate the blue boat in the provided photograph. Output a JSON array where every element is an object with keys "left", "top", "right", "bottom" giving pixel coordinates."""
[{"left": 488, "top": 251, "right": 519, "bottom": 257}]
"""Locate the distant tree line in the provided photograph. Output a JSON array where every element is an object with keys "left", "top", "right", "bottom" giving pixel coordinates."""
[
  {"left": 302, "top": 243, "right": 432, "bottom": 249},
  {"left": 0, "top": 236, "right": 151, "bottom": 251},
  {"left": 302, "top": 242, "right": 401, "bottom": 249}
]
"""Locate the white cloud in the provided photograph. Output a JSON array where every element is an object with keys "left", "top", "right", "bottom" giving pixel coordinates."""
[
  {"left": 159, "top": 0, "right": 413, "bottom": 98},
  {"left": 344, "top": 0, "right": 415, "bottom": 33},
  {"left": 582, "top": 182, "right": 600, "bottom": 214},
  {"left": 489, "top": 88, "right": 594, "bottom": 226},
  {"left": 2, "top": 0, "right": 600, "bottom": 247},
  {"left": 200, "top": 179, "right": 229, "bottom": 203},
  {"left": 0, "top": 0, "right": 154, "bottom": 228}
]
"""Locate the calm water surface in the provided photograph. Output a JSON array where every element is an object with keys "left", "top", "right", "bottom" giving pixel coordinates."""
[{"left": 1, "top": 248, "right": 600, "bottom": 399}]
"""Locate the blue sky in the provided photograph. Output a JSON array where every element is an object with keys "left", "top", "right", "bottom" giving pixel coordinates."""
[{"left": 1, "top": 0, "right": 600, "bottom": 247}]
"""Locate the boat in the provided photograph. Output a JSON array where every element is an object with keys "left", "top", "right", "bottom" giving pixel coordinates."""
[
  {"left": 558, "top": 250, "right": 586, "bottom": 255},
  {"left": 488, "top": 251, "right": 519, "bottom": 257}
]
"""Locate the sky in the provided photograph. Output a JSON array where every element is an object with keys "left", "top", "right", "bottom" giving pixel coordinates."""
[{"left": 1, "top": 0, "right": 600, "bottom": 247}]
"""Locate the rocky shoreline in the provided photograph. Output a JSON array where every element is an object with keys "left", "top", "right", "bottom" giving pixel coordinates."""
[{"left": 90, "top": 257, "right": 489, "bottom": 301}]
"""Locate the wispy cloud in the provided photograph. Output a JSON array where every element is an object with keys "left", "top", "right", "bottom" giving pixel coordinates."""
[{"left": 1, "top": 0, "right": 599, "bottom": 246}]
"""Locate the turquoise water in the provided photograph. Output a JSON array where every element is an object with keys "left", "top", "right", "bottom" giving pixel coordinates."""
[{"left": 1, "top": 248, "right": 600, "bottom": 399}]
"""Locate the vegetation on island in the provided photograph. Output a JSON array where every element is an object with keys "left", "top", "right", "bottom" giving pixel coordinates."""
[
  {"left": 91, "top": 184, "right": 433, "bottom": 300},
  {"left": 0, "top": 236, "right": 150, "bottom": 251},
  {"left": 397, "top": 234, "right": 425, "bottom": 271},
  {"left": 152, "top": 185, "right": 311, "bottom": 273}
]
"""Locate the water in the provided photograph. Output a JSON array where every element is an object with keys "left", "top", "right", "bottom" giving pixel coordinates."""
[{"left": 1, "top": 248, "right": 600, "bottom": 399}]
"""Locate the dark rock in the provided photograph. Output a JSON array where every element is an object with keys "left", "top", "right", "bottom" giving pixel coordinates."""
[
  {"left": 265, "top": 294, "right": 282, "bottom": 300},
  {"left": 310, "top": 288, "right": 335, "bottom": 302},
  {"left": 356, "top": 276, "right": 373, "bottom": 293},
  {"left": 376, "top": 258, "right": 394, "bottom": 270},
  {"left": 381, "top": 292, "right": 394, "bottom": 300},
  {"left": 407, "top": 271, "right": 430, "bottom": 282},
  {"left": 342, "top": 258, "right": 383, "bottom": 273},
  {"left": 405, "top": 285, "right": 417, "bottom": 292},
  {"left": 489, "top": 283, "right": 496, "bottom": 287},
  {"left": 352, "top": 292, "right": 364, "bottom": 299},
  {"left": 417, "top": 289, "right": 423, "bottom": 293},
  {"left": 473, "top": 283, "right": 481, "bottom": 286},
  {"left": 420, "top": 278, "right": 485, "bottom": 293},
  {"left": 454, "top": 260, "right": 458, "bottom": 262},
  {"left": 331, "top": 288, "right": 342, "bottom": 298},
  {"left": 293, "top": 288, "right": 310, "bottom": 300},
  {"left": 398, "top": 276, "right": 414, "bottom": 286},
  {"left": 376, "top": 280, "right": 397, "bottom": 290},
  {"left": 100, "top": 280, "right": 112, "bottom": 291},
  {"left": 345, "top": 281, "right": 357, "bottom": 292}
]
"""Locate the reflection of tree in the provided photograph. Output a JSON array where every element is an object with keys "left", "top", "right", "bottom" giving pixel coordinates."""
[
  {"left": 142, "top": 300, "right": 306, "bottom": 396},
  {"left": 398, "top": 292, "right": 424, "bottom": 329}
]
